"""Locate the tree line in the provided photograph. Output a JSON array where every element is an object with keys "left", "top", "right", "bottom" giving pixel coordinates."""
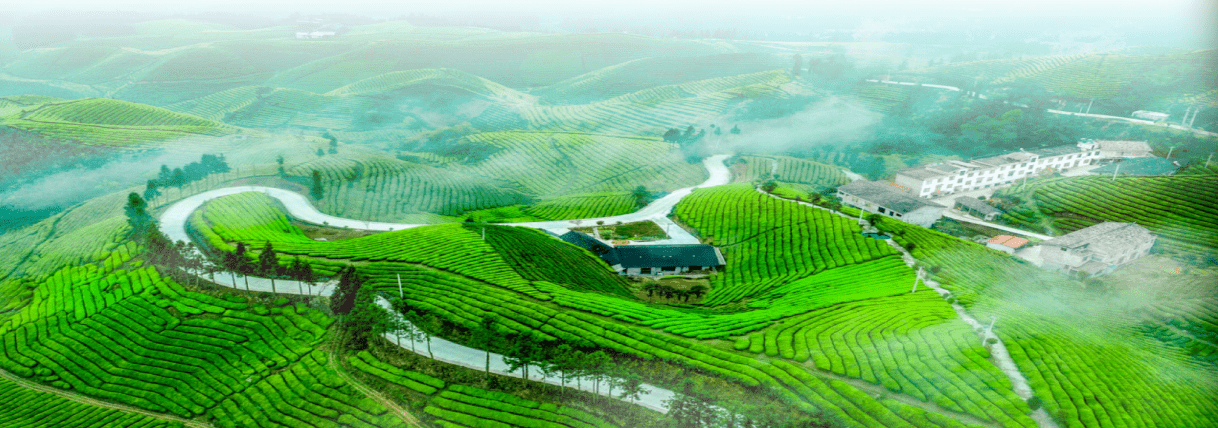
[
  {"left": 326, "top": 268, "right": 845, "bottom": 428},
  {"left": 125, "top": 191, "right": 325, "bottom": 294},
  {"left": 143, "top": 154, "right": 231, "bottom": 201}
]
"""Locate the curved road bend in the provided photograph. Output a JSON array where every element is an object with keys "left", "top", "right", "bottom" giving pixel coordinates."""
[
  {"left": 162, "top": 154, "right": 733, "bottom": 247},
  {"left": 156, "top": 155, "right": 737, "bottom": 414}
]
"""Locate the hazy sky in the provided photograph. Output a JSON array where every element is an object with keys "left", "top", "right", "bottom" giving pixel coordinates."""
[
  {"left": 11, "top": 0, "right": 1213, "bottom": 15},
  {"left": 4, "top": 0, "right": 1216, "bottom": 48}
]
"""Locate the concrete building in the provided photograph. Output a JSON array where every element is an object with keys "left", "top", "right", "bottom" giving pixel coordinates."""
[
  {"left": 1079, "top": 138, "right": 1153, "bottom": 159},
  {"left": 895, "top": 142, "right": 1101, "bottom": 198},
  {"left": 954, "top": 197, "right": 1004, "bottom": 221},
  {"left": 986, "top": 235, "right": 1029, "bottom": 254},
  {"left": 1040, "top": 222, "right": 1155, "bottom": 277},
  {"left": 837, "top": 180, "right": 945, "bottom": 227}
]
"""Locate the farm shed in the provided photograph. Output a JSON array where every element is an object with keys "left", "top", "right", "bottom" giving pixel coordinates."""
[
  {"left": 612, "top": 245, "right": 725, "bottom": 277},
  {"left": 837, "top": 180, "right": 945, "bottom": 227},
  {"left": 986, "top": 235, "right": 1029, "bottom": 254},
  {"left": 1040, "top": 222, "right": 1155, "bottom": 277},
  {"left": 954, "top": 197, "right": 1004, "bottom": 221}
]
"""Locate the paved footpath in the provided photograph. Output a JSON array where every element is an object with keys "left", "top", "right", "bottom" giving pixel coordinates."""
[{"left": 942, "top": 211, "right": 1053, "bottom": 240}]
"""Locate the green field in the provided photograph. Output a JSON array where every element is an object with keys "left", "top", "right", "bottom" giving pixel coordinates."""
[
  {"left": 1, "top": 15, "right": 1215, "bottom": 428},
  {"left": 877, "top": 219, "right": 1218, "bottom": 428},
  {"left": 1, "top": 98, "right": 237, "bottom": 148},
  {"left": 998, "top": 175, "right": 1218, "bottom": 256},
  {"left": 673, "top": 184, "right": 898, "bottom": 304},
  {"left": 185, "top": 188, "right": 1054, "bottom": 427},
  {"left": 281, "top": 132, "right": 705, "bottom": 222},
  {"left": 894, "top": 49, "right": 1218, "bottom": 107}
]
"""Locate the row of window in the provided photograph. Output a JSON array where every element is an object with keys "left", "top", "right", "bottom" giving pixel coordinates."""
[
  {"left": 924, "top": 151, "right": 1098, "bottom": 187},
  {"left": 637, "top": 266, "right": 701, "bottom": 274}
]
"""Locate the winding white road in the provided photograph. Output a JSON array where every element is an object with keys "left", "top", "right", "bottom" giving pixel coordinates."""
[
  {"left": 161, "top": 154, "right": 732, "bottom": 247},
  {"left": 156, "top": 155, "right": 734, "bottom": 414}
]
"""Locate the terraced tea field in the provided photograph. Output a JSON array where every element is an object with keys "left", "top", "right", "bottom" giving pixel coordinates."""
[
  {"left": 2, "top": 16, "right": 1215, "bottom": 428},
  {"left": 1005, "top": 175, "right": 1218, "bottom": 255},
  {"left": 879, "top": 220, "right": 1218, "bottom": 428},
  {"left": 896, "top": 50, "right": 1218, "bottom": 104},
  {"left": 1, "top": 98, "right": 237, "bottom": 148},
  {"left": 673, "top": 184, "right": 898, "bottom": 304}
]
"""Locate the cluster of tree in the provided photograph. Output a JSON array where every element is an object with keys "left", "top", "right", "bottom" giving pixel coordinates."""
[
  {"left": 332, "top": 268, "right": 383, "bottom": 350},
  {"left": 778, "top": 189, "right": 843, "bottom": 212},
  {"left": 216, "top": 241, "right": 322, "bottom": 295},
  {"left": 477, "top": 323, "right": 650, "bottom": 403},
  {"left": 665, "top": 380, "right": 846, "bottom": 428},
  {"left": 322, "top": 131, "right": 339, "bottom": 155},
  {"left": 663, "top": 125, "right": 707, "bottom": 147},
  {"left": 310, "top": 170, "right": 324, "bottom": 200},
  {"left": 143, "top": 154, "right": 230, "bottom": 200},
  {"left": 631, "top": 185, "right": 653, "bottom": 208},
  {"left": 805, "top": 54, "right": 857, "bottom": 82},
  {"left": 760, "top": 179, "right": 779, "bottom": 193},
  {"left": 323, "top": 264, "right": 847, "bottom": 427},
  {"left": 641, "top": 283, "right": 707, "bottom": 303},
  {"left": 124, "top": 192, "right": 226, "bottom": 286}
]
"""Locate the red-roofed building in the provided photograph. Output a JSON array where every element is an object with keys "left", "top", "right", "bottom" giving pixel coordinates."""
[{"left": 986, "top": 235, "right": 1029, "bottom": 254}]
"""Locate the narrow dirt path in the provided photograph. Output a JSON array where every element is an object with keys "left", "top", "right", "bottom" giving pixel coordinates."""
[
  {"left": 884, "top": 240, "right": 1060, "bottom": 428},
  {"left": 327, "top": 347, "right": 424, "bottom": 428},
  {"left": 754, "top": 188, "right": 1057, "bottom": 428},
  {"left": 0, "top": 367, "right": 213, "bottom": 428}
]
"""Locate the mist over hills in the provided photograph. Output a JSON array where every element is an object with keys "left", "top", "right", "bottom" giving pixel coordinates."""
[{"left": 0, "top": 5, "right": 1215, "bottom": 428}]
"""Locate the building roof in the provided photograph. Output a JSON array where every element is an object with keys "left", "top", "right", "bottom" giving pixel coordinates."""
[
  {"left": 1043, "top": 222, "right": 1154, "bottom": 256},
  {"left": 955, "top": 197, "right": 1003, "bottom": 216},
  {"left": 1030, "top": 145, "right": 1084, "bottom": 158},
  {"left": 1095, "top": 140, "right": 1152, "bottom": 154},
  {"left": 614, "top": 245, "right": 725, "bottom": 268},
  {"left": 1092, "top": 158, "right": 1179, "bottom": 176},
  {"left": 971, "top": 152, "right": 1036, "bottom": 168},
  {"left": 898, "top": 164, "right": 956, "bottom": 180},
  {"left": 838, "top": 180, "right": 945, "bottom": 214},
  {"left": 987, "top": 235, "right": 1029, "bottom": 249},
  {"left": 559, "top": 231, "right": 618, "bottom": 265}
]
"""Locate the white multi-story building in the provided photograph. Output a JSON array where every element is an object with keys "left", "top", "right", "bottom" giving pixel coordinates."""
[{"left": 895, "top": 142, "right": 1102, "bottom": 198}]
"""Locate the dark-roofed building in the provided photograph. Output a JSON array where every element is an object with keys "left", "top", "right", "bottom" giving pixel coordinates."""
[
  {"left": 614, "top": 245, "right": 725, "bottom": 276},
  {"left": 837, "top": 180, "right": 945, "bottom": 227},
  {"left": 559, "top": 231, "right": 618, "bottom": 266},
  {"left": 1040, "top": 222, "right": 1155, "bottom": 277},
  {"left": 559, "top": 231, "right": 723, "bottom": 276},
  {"left": 1092, "top": 158, "right": 1179, "bottom": 176},
  {"left": 954, "top": 197, "right": 1004, "bottom": 221}
]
